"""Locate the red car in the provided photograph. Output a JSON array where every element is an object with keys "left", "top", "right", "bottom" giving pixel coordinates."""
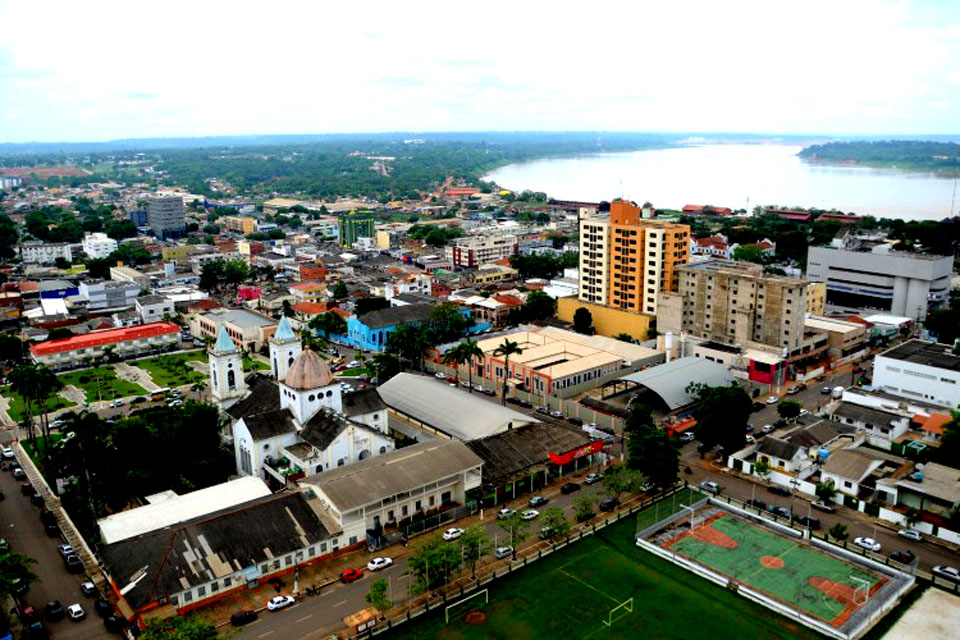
[{"left": 339, "top": 568, "right": 363, "bottom": 584}]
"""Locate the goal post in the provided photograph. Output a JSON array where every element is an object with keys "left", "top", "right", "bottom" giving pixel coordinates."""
[
  {"left": 850, "top": 576, "right": 870, "bottom": 606},
  {"left": 445, "top": 588, "right": 489, "bottom": 624},
  {"left": 602, "top": 597, "right": 634, "bottom": 627}
]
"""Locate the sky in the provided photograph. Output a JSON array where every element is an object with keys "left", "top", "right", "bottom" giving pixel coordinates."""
[{"left": 1, "top": 0, "right": 960, "bottom": 142}]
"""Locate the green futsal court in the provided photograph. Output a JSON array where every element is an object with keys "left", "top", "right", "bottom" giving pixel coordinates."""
[{"left": 666, "top": 513, "right": 885, "bottom": 625}]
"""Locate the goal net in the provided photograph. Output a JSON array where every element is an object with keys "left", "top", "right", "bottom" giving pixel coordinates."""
[
  {"left": 445, "top": 589, "right": 489, "bottom": 624},
  {"left": 850, "top": 576, "right": 870, "bottom": 606},
  {"left": 602, "top": 597, "right": 634, "bottom": 627}
]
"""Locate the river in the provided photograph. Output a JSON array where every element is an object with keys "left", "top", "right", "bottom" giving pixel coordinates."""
[{"left": 483, "top": 144, "right": 959, "bottom": 221}]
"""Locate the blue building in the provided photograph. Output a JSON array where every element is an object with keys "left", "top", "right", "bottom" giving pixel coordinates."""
[
  {"left": 37, "top": 279, "right": 79, "bottom": 299},
  {"left": 337, "top": 303, "right": 485, "bottom": 351}
]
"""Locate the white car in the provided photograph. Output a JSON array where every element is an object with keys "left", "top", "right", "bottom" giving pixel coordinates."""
[
  {"left": 1, "top": 446, "right": 13, "bottom": 459},
  {"left": 699, "top": 480, "right": 720, "bottom": 494},
  {"left": 347, "top": 361, "right": 360, "bottom": 368},
  {"left": 434, "top": 372, "right": 447, "bottom": 379},
  {"left": 761, "top": 424, "right": 775, "bottom": 434},
  {"left": 680, "top": 432, "right": 696, "bottom": 443},
  {"left": 745, "top": 435, "right": 756, "bottom": 444},
  {"left": 266, "top": 595, "right": 295, "bottom": 611},
  {"left": 521, "top": 509, "right": 539, "bottom": 521},
  {"left": 494, "top": 546, "right": 514, "bottom": 559},
  {"left": 897, "top": 529, "right": 923, "bottom": 542},
  {"left": 853, "top": 537, "right": 882, "bottom": 552},
  {"left": 109, "top": 399, "right": 123, "bottom": 408},
  {"left": 442, "top": 527, "right": 464, "bottom": 541},
  {"left": 933, "top": 565, "right": 960, "bottom": 584},
  {"left": 67, "top": 603, "right": 85, "bottom": 621},
  {"left": 496, "top": 508, "right": 516, "bottom": 520},
  {"left": 765, "top": 396, "right": 779, "bottom": 405},
  {"left": 366, "top": 557, "right": 393, "bottom": 571},
  {"left": 584, "top": 473, "right": 602, "bottom": 485},
  {"left": 550, "top": 410, "right": 563, "bottom": 418}
]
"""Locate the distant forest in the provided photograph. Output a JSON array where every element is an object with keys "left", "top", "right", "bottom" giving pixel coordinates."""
[
  {"left": 0, "top": 132, "right": 682, "bottom": 201},
  {"left": 799, "top": 140, "right": 960, "bottom": 173}
]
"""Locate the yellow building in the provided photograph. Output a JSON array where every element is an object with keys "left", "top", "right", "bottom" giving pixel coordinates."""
[
  {"left": 806, "top": 281, "right": 826, "bottom": 316},
  {"left": 223, "top": 216, "right": 257, "bottom": 235},
  {"left": 161, "top": 245, "right": 198, "bottom": 261},
  {"left": 376, "top": 230, "right": 392, "bottom": 250},
  {"left": 557, "top": 297, "right": 655, "bottom": 341}
]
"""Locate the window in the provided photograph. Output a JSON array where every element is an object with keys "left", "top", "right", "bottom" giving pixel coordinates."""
[
  {"left": 349, "top": 536, "right": 358, "bottom": 544},
  {"left": 224, "top": 577, "right": 232, "bottom": 587},
  {"left": 171, "top": 595, "right": 179, "bottom": 606},
  {"left": 183, "top": 591, "right": 193, "bottom": 603},
  {"left": 210, "top": 582, "right": 219, "bottom": 593}
]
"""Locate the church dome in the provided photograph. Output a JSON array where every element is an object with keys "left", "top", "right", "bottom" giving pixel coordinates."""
[{"left": 283, "top": 349, "right": 334, "bottom": 390}]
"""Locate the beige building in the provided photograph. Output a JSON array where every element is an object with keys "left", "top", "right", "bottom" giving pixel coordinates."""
[
  {"left": 110, "top": 265, "right": 150, "bottom": 288},
  {"left": 579, "top": 216, "right": 611, "bottom": 305},
  {"left": 659, "top": 259, "right": 809, "bottom": 350},
  {"left": 190, "top": 308, "right": 278, "bottom": 352},
  {"left": 446, "top": 234, "right": 518, "bottom": 267},
  {"left": 223, "top": 216, "right": 257, "bottom": 235},
  {"left": 806, "top": 282, "right": 826, "bottom": 316},
  {"left": 803, "top": 316, "right": 867, "bottom": 361}
]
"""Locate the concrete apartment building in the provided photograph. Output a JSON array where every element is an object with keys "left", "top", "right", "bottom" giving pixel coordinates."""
[
  {"left": 222, "top": 215, "right": 257, "bottom": 235},
  {"left": 146, "top": 196, "right": 186, "bottom": 238},
  {"left": 191, "top": 308, "right": 278, "bottom": 352},
  {"left": 79, "top": 280, "right": 140, "bottom": 310},
  {"left": 806, "top": 239, "right": 953, "bottom": 319},
  {"left": 338, "top": 214, "right": 376, "bottom": 247},
  {"left": 446, "top": 234, "right": 519, "bottom": 268},
  {"left": 110, "top": 265, "right": 150, "bottom": 288},
  {"left": 873, "top": 340, "right": 960, "bottom": 409},
  {"left": 82, "top": 232, "right": 118, "bottom": 259},
  {"left": 658, "top": 259, "right": 808, "bottom": 350},
  {"left": 578, "top": 200, "right": 689, "bottom": 315},
  {"left": 20, "top": 241, "right": 72, "bottom": 264}
]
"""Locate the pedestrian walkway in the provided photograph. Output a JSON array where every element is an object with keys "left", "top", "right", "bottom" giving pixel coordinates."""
[{"left": 115, "top": 362, "right": 159, "bottom": 392}]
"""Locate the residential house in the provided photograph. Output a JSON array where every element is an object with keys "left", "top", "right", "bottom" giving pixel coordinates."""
[
  {"left": 820, "top": 449, "right": 887, "bottom": 498},
  {"left": 830, "top": 402, "right": 909, "bottom": 451},
  {"left": 895, "top": 462, "right": 960, "bottom": 516},
  {"left": 136, "top": 295, "right": 175, "bottom": 324},
  {"left": 341, "top": 303, "right": 436, "bottom": 351}
]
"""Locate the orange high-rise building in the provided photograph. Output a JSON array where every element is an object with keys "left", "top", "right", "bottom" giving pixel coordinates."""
[{"left": 578, "top": 200, "right": 689, "bottom": 316}]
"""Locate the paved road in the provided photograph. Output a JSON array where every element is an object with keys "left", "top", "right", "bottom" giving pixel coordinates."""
[
  {"left": 233, "top": 473, "right": 614, "bottom": 640},
  {"left": 0, "top": 458, "right": 111, "bottom": 640}
]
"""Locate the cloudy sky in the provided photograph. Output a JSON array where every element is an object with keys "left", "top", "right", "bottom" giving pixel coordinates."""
[{"left": 1, "top": 0, "right": 959, "bottom": 142}]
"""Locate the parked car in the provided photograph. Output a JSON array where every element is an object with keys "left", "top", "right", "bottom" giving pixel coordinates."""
[
  {"left": 506, "top": 396, "right": 522, "bottom": 405},
  {"left": 745, "top": 435, "right": 755, "bottom": 444},
  {"left": 745, "top": 498, "right": 766, "bottom": 510},
  {"left": 560, "top": 482, "right": 581, "bottom": 495},
  {"left": 229, "top": 609, "right": 258, "bottom": 626},
  {"left": 494, "top": 546, "right": 514, "bottom": 559},
  {"left": 64, "top": 554, "right": 84, "bottom": 573},
  {"left": 93, "top": 599, "right": 112, "bottom": 618},
  {"left": 761, "top": 424, "right": 774, "bottom": 434},
  {"left": 535, "top": 407, "right": 550, "bottom": 415},
  {"left": 821, "top": 386, "right": 832, "bottom": 395},
  {"left": 108, "top": 399, "right": 123, "bottom": 408},
  {"left": 812, "top": 501, "right": 836, "bottom": 513},
  {"left": 787, "top": 386, "right": 801, "bottom": 395},
  {"left": 520, "top": 509, "right": 539, "bottom": 521},
  {"left": 366, "top": 557, "right": 393, "bottom": 571},
  {"left": 1, "top": 446, "right": 14, "bottom": 459},
  {"left": 339, "top": 568, "right": 363, "bottom": 584},
  {"left": 794, "top": 515, "right": 821, "bottom": 529},
  {"left": 767, "top": 485, "right": 790, "bottom": 497},
  {"left": 80, "top": 581, "right": 98, "bottom": 597},
  {"left": 44, "top": 523, "right": 60, "bottom": 537},
  {"left": 897, "top": 528, "right": 923, "bottom": 542},
  {"left": 266, "top": 595, "right": 295, "bottom": 611},
  {"left": 442, "top": 528, "right": 464, "bottom": 541},
  {"left": 584, "top": 473, "right": 602, "bottom": 485},
  {"left": 853, "top": 537, "right": 882, "bottom": 552},
  {"left": 434, "top": 372, "right": 447, "bottom": 379},
  {"left": 104, "top": 614, "right": 126, "bottom": 633},
  {"left": 680, "top": 432, "right": 696, "bottom": 443},
  {"left": 699, "top": 481, "right": 720, "bottom": 494},
  {"left": 131, "top": 396, "right": 147, "bottom": 404},
  {"left": 30, "top": 491, "right": 44, "bottom": 506},
  {"left": 66, "top": 603, "right": 85, "bottom": 621},
  {"left": 599, "top": 497, "right": 619, "bottom": 512},
  {"left": 765, "top": 396, "right": 779, "bottom": 405},
  {"left": 528, "top": 495, "right": 549, "bottom": 507},
  {"left": 932, "top": 565, "right": 960, "bottom": 584},
  {"left": 550, "top": 410, "right": 563, "bottom": 418},
  {"left": 567, "top": 417, "right": 583, "bottom": 426},
  {"left": 496, "top": 508, "right": 516, "bottom": 520},
  {"left": 482, "top": 388, "right": 496, "bottom": 397},
  {"left": 44, "top": 601, "right": 64, "bottom": 621},
  {"left": 13, "top": 468, "right": 25, "bottom": 480},
  {"left": 889, "top": 550, "right": 916, "bottom": 565},
  {"left": 57, "top": 544, "right": 74, "bottom": 558},
  {"left": 39, "top": 510, "right": 57, "bottom": 526},
  {"left": 769, "top": 506, "right": 791, "bottom": 519}
]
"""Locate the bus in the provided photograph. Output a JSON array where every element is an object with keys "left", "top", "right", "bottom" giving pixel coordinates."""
[{"left": 151, "top": 388, "right": 170, "bottom": 401}]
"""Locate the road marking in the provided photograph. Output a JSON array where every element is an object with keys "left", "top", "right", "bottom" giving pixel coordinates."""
[
  {"left": 258, "top": 631, "right": 275, "bottom": 638},
  {"left": 295, "top": 614, "right": 313, "bottom": 623},
  {"left": 333, "top": 599, "right": 348, "bottom": 608}
]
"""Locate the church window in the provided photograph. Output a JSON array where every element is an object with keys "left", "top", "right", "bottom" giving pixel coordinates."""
[
  {"left": 326, "top": 390, "right": 333, "bottom": 397},
  {"left": 227, "top": 369, "right": 236, "bottom": 390},
  {"left": 308, "top": 394, "right": 316, "bottom": 402}
]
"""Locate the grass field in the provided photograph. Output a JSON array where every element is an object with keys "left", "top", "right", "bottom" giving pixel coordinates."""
[
  {"left": 58, "top": 367, "right": 147, "bottom": 402},
  {"left": 132, "top": 351, "right": 207, "bottom": 387},
  {"left": 664, "top": 512, "right": 885, "bottom": 627},
  {"left": 1, "top": 387, "right": 75, "bottom": 422},
  {"left": 243, "top": 355, "right": 269, "bottom": 371},
  {"left": 379, "top": 490, "right": 821, "bottom": 640}
]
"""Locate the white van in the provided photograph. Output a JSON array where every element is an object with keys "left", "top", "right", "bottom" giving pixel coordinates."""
[{"left": 831, "top": 386, "right": 845, "bottom": 399}]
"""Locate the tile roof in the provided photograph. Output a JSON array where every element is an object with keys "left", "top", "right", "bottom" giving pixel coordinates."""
[
  {"left": 466, "top": 423, "right": 591, "bottom": 484},
  {"left": 822, "top": 449, "right": 881, "bottom": 482},
  {"left": 340, "top": 388, "right": 386, "bottom": 417},
  {"left": 227, "top": 374, "right": 281, "bottom": 421},
  {"left": 757, "top": 437, "right": 802, "bottom": 461},
  {"left": 283, "top": 349, "right": 334, "bottom": 390},
  {"left": 29, "top": 322, "right": 179, "bottom": 356},
  {"left": 357, "top": 303, "right": 434, "bottom": 329}
]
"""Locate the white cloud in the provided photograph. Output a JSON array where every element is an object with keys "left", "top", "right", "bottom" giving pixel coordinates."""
[{"left": 0, "top": 0, "right": 959, "bottom": 141}]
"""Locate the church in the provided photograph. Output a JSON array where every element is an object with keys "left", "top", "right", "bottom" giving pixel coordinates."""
[{"left": 209, "top": 315, "right": 394, "bottom": 488}]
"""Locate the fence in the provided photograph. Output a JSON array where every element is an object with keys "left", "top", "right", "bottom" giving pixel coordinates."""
[{"left": 346, "top": 483, "right": 694, "bottom": 639}]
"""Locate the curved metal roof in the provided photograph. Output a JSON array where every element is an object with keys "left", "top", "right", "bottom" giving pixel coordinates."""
[{"left": 615, "top": 357, "right": 734, "bottom": 410}]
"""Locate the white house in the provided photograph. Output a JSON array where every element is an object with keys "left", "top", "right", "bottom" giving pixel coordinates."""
[
  {"left": 820, "top": 449, "right": 886, "bottom": 498},
  {"left": 830, "top": 402, "right": 910, "bottom": 451},
  {"left": 82, "top": 232, "right": 118, "bottom": 259},
  {"left": 136, "top": 295, "right": 175, "bottom": 324},
  {"left": 754, "top": 438, "right": 807, "bottom": 474},
  {"left": 20, "top": 241, "right": 72, "bottom": 264}
]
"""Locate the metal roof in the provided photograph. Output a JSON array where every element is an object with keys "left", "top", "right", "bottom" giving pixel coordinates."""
[
  {"left": 615, "top": 357, "right": 734, "bottom": 410},
  {"left": 303, "top": 440, "right": 483, "bottom": 512},
  {"left": 378, "top": 372, "right": 537, "bottom": 440}
]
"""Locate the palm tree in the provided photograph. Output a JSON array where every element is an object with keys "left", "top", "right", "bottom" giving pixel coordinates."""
[
  {"left": 460, "top": 338, "right": 484, "bottom": 394},
  {"left": 370, "top": 353, "right": 400, "bottom": 383},
  {"left": 442, "top": 344, "right": 466, "bottom": 386},
  {"left": 492, "top": 339, "right": 523, "bottom": 405},
  {"left": 8, "top": 365, "right": 37, "bottom": 443},
  {"left": 388, "top": 324, "right": 430, "bottom": 373},
  {"left": 32, "top": 366, "right": 63, "bottom": 448},
  {"left": 190, "top": 380, "right": 207, "bottom": 401}
]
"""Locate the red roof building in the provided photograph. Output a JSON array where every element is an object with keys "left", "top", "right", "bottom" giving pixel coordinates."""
[
  {"left": 682, "top": 205, "right": 733, "bottom": 216},
  {"left": 30, "top": 322, "right": 181, "bottom": 368},
  {"left": 817, "top": 212, "right": 862, "bottom": 224},
  {"left": 768, "top": 209, "right": 815, "bottom": 223}
]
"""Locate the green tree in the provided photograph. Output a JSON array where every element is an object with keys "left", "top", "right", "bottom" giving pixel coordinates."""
[
  {"left": 281, "top": 299, "right": 294, "bottom": 318},
  {"left": 828, "top": 522, "right": 849, "bottom": 543},
  {"left": 309, "top": 311, "right": 347, "bottom": 339},
  {"left": 624, "top": 405, "right": 679, "bottom": 488},
  {"left": 104, "top": 219, "right": 138, "bottom": 240},
  {"left": 934, "top": 410, "right": 960, "bottom": 467},
  {"left": 365, "top": 578, "right": 392, "bottom": 612},
  {"left": 333, "top": 280, "right": 349, "bottom": 299},
  {"left": 355, "top": 296, "right": 390, "bottom": 316},
  {"left": 572, "top": 307, "right": 593, "bottom": 334},
  {"left": 387, "top": 324, "right": 431, "bottom": 372},
  {"left": 0, "top": 334, "right": 24, "bottom": 363},
  {"left": 370, "top": 352, "right": 401, "bottom": 382},
  {"left": 539, "top": 507, "right": 571, "bottom": 543},
  {"left": 108, "top": 242, "right": 151, "bottom": 265},
  {"left": 459, "top": 525, "right": 488, "bottom": 578},
  {"left": 731, "top": 244, "right": 766, "bottom": 264},
  {"left": 573, "top": 495, "right": 596, "bottom": 523},
  {"left": 496, "top": 511, "right": 530, "bottom": 560},
  {"left": 425, "top": 302, "right": 472, "bottom": 343},
  {"left": 689, "top": 383, "right": 751, "bottom": 454},
  {"left": 613, "top": 332, "right": 634, "bottom": 343},
  {"left": 815, "top": 480, "right": 837, "bottom": 502},
  {"left": 492, "top": 338, "right": 523, "bottom": 405},
  {"left": 754, "top": 457, "right": 771, "bottom": 478},
  {"left": 0, "top": 551, "right": 38, "bottom": 597},
  {"left": 406, "top": 534, "right": 463, "bottom": 591},
  {"left": 47, "top": 327, "right": 74, "bottom": 340},
  {"left": 904, "top": 506, "right": 922, "bottom": 529},
  {"left": 523, "top": 290, "right": 557, "bottom": 322},
  {"left": 139, "top": 615, "right": 218, "bottom": 640},
  {"left": 777, "top": 399, "right": 802, "bottom": 420},
  {"left": 54, "top": 256, "right": 71, "bottom": 269}
]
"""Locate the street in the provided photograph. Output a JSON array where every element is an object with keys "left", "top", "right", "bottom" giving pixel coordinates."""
[{"left": 0, "top": 458, "right": 111, "bottom": 640}]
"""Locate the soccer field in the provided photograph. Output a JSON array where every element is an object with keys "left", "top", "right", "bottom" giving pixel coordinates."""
[
  {"left": 663, "top": 511, "right": 887, "bottom": 628},
  {"left": 378, "top": 497, "right": 823, "bottom": 640}
]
